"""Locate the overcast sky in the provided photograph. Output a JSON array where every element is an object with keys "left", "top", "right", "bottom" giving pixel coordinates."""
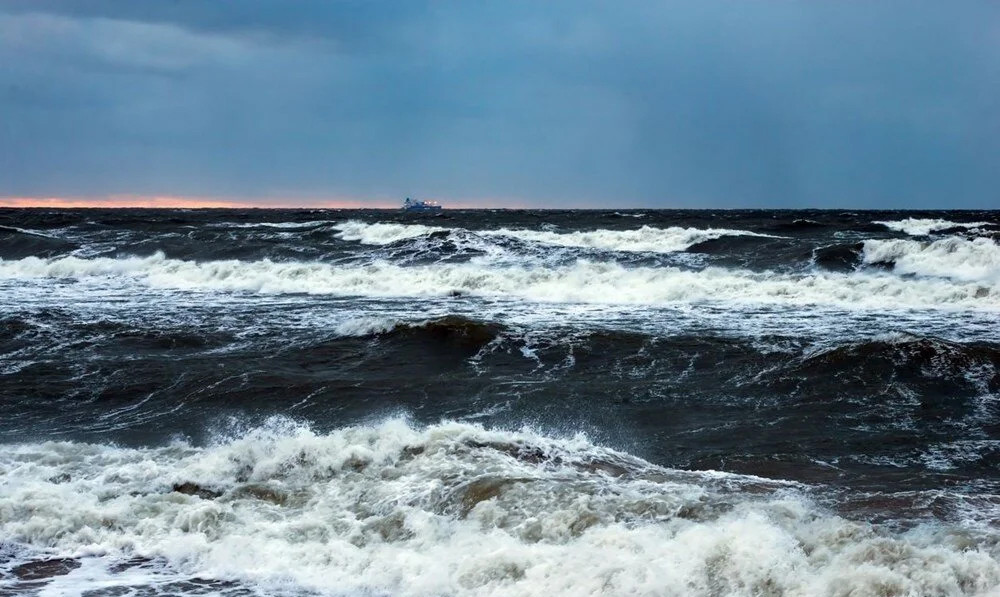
[{"left": 1, "top": 1, "right": 997, "bottom": 208}]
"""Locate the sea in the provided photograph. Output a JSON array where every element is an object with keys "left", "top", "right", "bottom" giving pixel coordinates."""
[{"left": 1, "top": 208, "right": 999, "bottom": 596}]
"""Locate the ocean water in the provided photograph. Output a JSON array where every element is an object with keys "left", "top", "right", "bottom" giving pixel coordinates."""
[{"left": 1, "top": 208, "right": 999, "bottom": 596}]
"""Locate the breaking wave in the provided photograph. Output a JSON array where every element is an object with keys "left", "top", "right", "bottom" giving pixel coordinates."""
[
  {"left": 2, "top": 252, "right": 998, "bottom": 309},
  {"left": 332, "top": 315, "right": 503, "bottom": 344},
  {"left": 332, "top": 221, "right": 774, "bottom": 253},
  {"left": 863, "top": 237, "right": 1000, "bottom": 284},
  {"left": 334, "top": 220, "right": 449, "bottom": 245},
  {"left": 331, "top": 315, "right": 407, "bottom": 337},
  {"left": 481, "top": 225, "right": 776, "bottom": 253},
  {"left": 2, "top": 419, "right": 999, "bottom": 597},
  {"left": 875, "top": 218, "right": 993, "bottom": 236}
]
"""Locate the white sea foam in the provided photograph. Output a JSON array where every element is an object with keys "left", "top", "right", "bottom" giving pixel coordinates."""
[
  {"left": 875, "top": 218, "right": 992, "bottom": 236},
  {"left": 331, "top": 315, "right": 403, "bottom": 337},
  {"left": 1, "top": 419, "right": 997, "bottom": 597},
  {"left": 863, "top": 237, "right": 1000, "bottom": 284},
  {"left": 334, "top": 221, "right": 449, "bottom": 244},
  {"left": 332, "top": 221, "right": 774, "bottom": 253},
  {"left": 1, "top": 252, "right": 998, "bottom": 310},
  {"left": 224, "top": 220, "right": 334, "bottom": 229},
  {"left": 480, "top": 225, "right": 775, "bottom": 253}
]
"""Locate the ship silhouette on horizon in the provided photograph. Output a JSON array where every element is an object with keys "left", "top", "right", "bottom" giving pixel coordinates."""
[{"left": 402, "top": 197, "right": 443, "bottom": 211}]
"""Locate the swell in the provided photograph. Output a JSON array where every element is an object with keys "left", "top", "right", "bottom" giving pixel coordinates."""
[
  {"left": 3, "top": 314, "right": 998, "bottom": 494},
  {"left": 0, "top": 314, "right": 235, "bottom": 352},
  {"left": 798, "top": 334, "right": 1000, "bottom": 377},
  {"left": 811, "top": 242, "right": 866, "bottom": 271},
  {"left": 0, "top": 226, "right": 78, "bottom": 259}
]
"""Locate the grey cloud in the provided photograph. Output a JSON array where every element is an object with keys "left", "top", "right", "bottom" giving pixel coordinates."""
[{"left": 0, "top": 1, "right": 997, "bottom": 207}]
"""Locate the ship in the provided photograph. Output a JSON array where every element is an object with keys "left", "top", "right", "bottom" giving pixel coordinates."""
[{"left": 402, "top": 197, "right": 443, "bottom": 211}]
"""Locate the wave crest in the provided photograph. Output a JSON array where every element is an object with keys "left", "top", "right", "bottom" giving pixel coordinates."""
[
  {"left": 2, "top": 252, "right": 998, "bottom": 309},
  {"left": 863, "top": 237, "right": 1000, "bottom": 283},
  {"left": 334, "top": 220, "right": 449, "bottom": 245},
  {"left": 482, "top": 224, "right": 776, "bottom": 253},
  {"left": 875, "top": 218, "right": 993, "bottom": 236},
  {"left": 333, "top": 220, "right": 775, "bottom": 253}
]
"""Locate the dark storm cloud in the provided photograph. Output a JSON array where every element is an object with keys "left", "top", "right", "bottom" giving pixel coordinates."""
[{"left": 0, "top": 1, "right": 997, "bottom": 207}]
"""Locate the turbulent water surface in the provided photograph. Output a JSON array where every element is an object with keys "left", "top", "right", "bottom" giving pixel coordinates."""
[{"left": 2, "top": 208, "right": 1000, "bottom": 596}]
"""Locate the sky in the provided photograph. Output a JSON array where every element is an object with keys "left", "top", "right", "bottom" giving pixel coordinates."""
[{"left": 0, "top": 1, "right": 997, "bottom": 209}]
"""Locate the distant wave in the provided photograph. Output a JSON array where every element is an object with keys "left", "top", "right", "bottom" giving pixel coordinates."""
[
  {"left": 332, "top": 221, "right": 776, "bottom": 253},
  {"left": 220, "top": 220, "right": 334, "bottom": 229},
  {"left": 334, "top": 221, "right": 449, "bottom": 245},
  {"left": 481, "top": 225, "right": 776, "bottom": 253},
  {"left": 0, "top": 226, "right": 78, "bottom": 259},
  {"left": 0, "top": 226, "right": 61, "bottom": 237},
  {"left": 875, "top": 218, "right": 992, "bottom": 236},
  {"left": 1, "top": 419, "right": 997, "bottom": 597},
  {"left": 2, "top": 252, "right": 998, "bottom": 310},
  {"left": 863, "top": 237, "right": 1000, "bottom": 284}
]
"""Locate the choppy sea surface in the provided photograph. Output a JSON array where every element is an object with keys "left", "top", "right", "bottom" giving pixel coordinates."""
[{"left": 2, "top": 208, "right": 1000, "bottom": 596}]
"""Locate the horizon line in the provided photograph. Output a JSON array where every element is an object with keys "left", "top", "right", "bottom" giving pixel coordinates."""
[
  {"left": 0, "top": 196, "right": 389, "bottom": 209},
  {"left": 1, "top": 196, "right": 994, "bottom": 212}
]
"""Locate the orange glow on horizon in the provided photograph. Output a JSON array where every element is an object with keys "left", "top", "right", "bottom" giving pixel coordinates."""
[
  {"left": 0, "top": 195, "right": 532, "bottom": 209},
  {"left": 0, "top": 196, "right": 388, "bottom": 209}
]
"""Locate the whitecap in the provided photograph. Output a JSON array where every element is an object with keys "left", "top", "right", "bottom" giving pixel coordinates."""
[
  {"left": 332, "top": 221, "right": 776, "bottom": 253},
  {"left": 875, "top": 218, "right": 992, "bottom": 236},
  {"left": 863, "top": 237, "right": 1000, "bottom": 284},
  {"left": 2, "top": 253, "right": 998, "bottom": 310}
]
